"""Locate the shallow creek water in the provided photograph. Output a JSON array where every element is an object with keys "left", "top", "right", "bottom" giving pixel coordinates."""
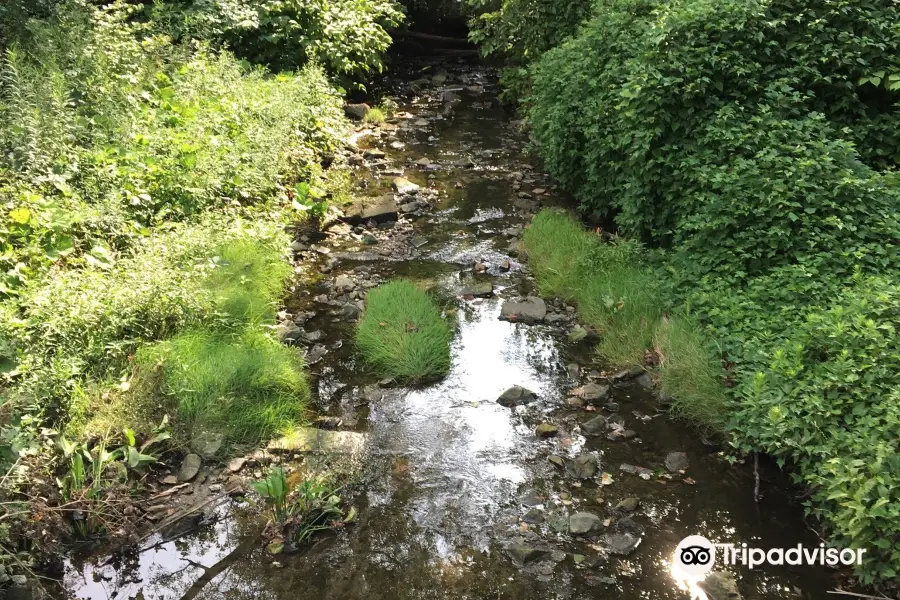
[{"left": 61, "top": 60, "right": 848, "bottom": 600}]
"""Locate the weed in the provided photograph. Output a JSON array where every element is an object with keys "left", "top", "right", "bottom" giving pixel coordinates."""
[
  {"left": 362, "top": 107, "right": 386, "bottom": 124},
  {"left": 356, "top": 280, "right": 453, "bottom": 382}
]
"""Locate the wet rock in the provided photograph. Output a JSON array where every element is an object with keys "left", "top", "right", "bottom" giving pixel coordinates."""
[
  {"left": 315, "top": 416, "right": 343, "bottom": 430},
  {"left": 399, "top": 201, "right": 419, "bottom": 214},
  {"left": 342, "top": 196, "right": 399, "bottom": 225},
  {"left": 344, "top": 103, "right": 370, "bottom": 120},
  {"left": 442, "top": 90, "right": 462, "bottom": 103},
  {"left": 636, "top": 372, "right": 653, "bottom": 389},
  {"left": 461, "top": 281, "right": 494, "bottom": 297},
  {"left": 497, "top": 386, "right": 536, "bottom": 407},
  {"left": 304, "top": 329, "right": 325, "bottom": 343},
  {"left": 615, "top": 497, "right": 640, "bottom": 513},
  {"left": 499, "top": 297, "right": 546, "bottom": 323},
  {"left": 518, "top": 489, "right": 544, "bottom": 506},
  {"left": 582, "top": 383, "right": 610, "bottom": 403},
  {"left": 178, "top": 454, "right": 201, "bottom": 482},
  {"left": 548, "top": 515, "right": 569, "bottom": 533},
  {"left": 415, "top": 157, "right": 433, "bottom": 167},
  {"left": 227, "top": 457, "right": 247, "bottom": 473},
  {"left": 340, "top": 303, "right": 361, "bottom": 320},
  {"left": 607, "top": 429, "right": 638, "bottom": 442},
  {"left": 276, "top": 321, "right": 304, "bottom": 344},
  {"left": 500, "top": 259, "right": 511, "bottom": 271},
  {"left": 535, "top": 423, "right": 558, "bottom": 438},
  {"left": 665, "top": 452, "right": 690, "bottom": 473},
  {"left": 700, "top": 572, "right": 743, "bottom": 600},
  {"left": 609, "top": 365, "right": 645, "bottom": 383},
  {"left": 569, "top": 511, "right": 602, "bottom": 535},
  {"left": 582, "top": 415, "right": 608, "bottom": 436},
  {"left": 548, "top": 455, "right": 566, "bottom": 469},
  {"left": 392, "top": 176, "right": 420, "bottom": 194},
  {"left": 363, "top": 148, "right": 386, "bottom": 160},
  {"left": 603, "top": 532, "right": 641, "bottom": 556},
  {"left": 389, "top": 140, "right": 405, "bottom": 150},
  {"left": 619, "top": 464, "right": 653, "bottom": 480},
  {"left": 414, "top": 118, "right": 429, "bottom": 127},
  {"left": 566, "top": 363, "right": 580, "bottom": 378},
  {"left": 522, "top": 508, "right": 544, "bottom": 524},
  {"left": 568, "top": 454, "right": 599, "bottom": 480},
  {"left": 334, "top": 275, "right": 355, "bottom": 293},
  {"left": 507, "top": 542, "right": 546, "bottom": 565},
  {"left": 268, "top": 427, "right": 366, "bottom": 457}
]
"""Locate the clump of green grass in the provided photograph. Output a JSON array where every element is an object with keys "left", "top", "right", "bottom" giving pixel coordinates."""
[
  {"left": 356, "top": 280, "right": 453, "bottom": 382},
  {"left": 362, "top": 106, "right": 386, "bottom": 124},
  {"left": 654, "top": 317, "right": 726, "bottom": 433},
  {"left": 523, "top": 209, "right": 725, "bottom": 431},
  {"left": 205, "top": 239, "right": 292, "bottom": 324},
  {"left": 523, "top": 210, "right": 662, "bottom": 365},
  {"left": 136, "top": 328, "right": 309, "bottom": 446}
]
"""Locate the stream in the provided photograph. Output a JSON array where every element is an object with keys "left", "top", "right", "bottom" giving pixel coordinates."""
[{"left": 61, "top": 60, "right": 847, "bottom": 600}]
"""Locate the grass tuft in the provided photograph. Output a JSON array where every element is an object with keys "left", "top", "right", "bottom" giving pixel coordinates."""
[
  {"left": 205, "top": 239, "right": 292, "bottom": 324},
  {"left": 356, "top": 280, "right": 453, "bottom": 382},
  {"left": 362, "top": 107, "right": 386, "bottom": 124},
  {"left": 523, "top": 209, "right": 726, "bottom": 431},
  {"left": 136, "top": 328, "right": 309, "bottom": 446}
]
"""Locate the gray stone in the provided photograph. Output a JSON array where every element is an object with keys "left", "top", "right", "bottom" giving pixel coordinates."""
[
  {"left": 400, "top": 201, "right": 419, "bottom": 213},
  {"left": 415, "top": 157, "right": 432, "bottom": 167},
  {"left": 499, "top": 296, "right": 546, "bottom": 323},
  {"left": 700, "top": 572, "right": 743, "bottom": 600},
  {"left": 363, "top": 148, "right": 386, "bottom": 159},
  {"left": 497, "top": 386, "right": 536, "bottom": 407},
  {"left": 548, "top": 515, "right": 569, "bottom": 533},
  {"left": 178, "top": 454, "right": 201, "bottom": 482},
  {"left": 636, "top": 372, "right": 653, "bottom": 389},
  {"left": 342, "top": 196, "right": 399, "bottom": 225},
  {"left": 507, "top": 542, "right": 546, "bottom": 565},
  {"left": 565, "top": 363, "right": 580, "bottom": 378},
  {"left": 462, "top": 281, "right": 494, "bottom": 297},
  {"left": 665, "top": 452, "right": 690, "bottom": 473},
  {"left": 276, "top": 321, "right": 304, "bottom": 344},
  {"left": 568, "top": 454, "right": 598, "bottom": 480},
  {"left": 535, "top": 423, "right": 558, "bottom": 438},
  {"left": 340, "top": 303, "right": 361, "bottom": 320},
  {"left": 619, "top": 463, "right": 653, "bottom": 480},
  {"left": 604, "top": 532, "right": 641, "bottom": 556},
  {"left": 392, "top": 176, "right": 420, "bottom": 194},
  {"left": 304, "top": 329, "right": 325, "bottom": 343},
  {"left": 582, "top": 383, "right": 610, "bottom": 402},
  {"left": 442, "top": 90, "right": 461, "bottom": 103},
  {"left": 344, "top": 103, "right": 370, "bottom": 120},
  {"left": 615, "top": 497, "right": 640, "bottom": 513},
  {"left": 569, "top": 511, "right": 602, "bottom": 535},
  {"left": 522, "top": 508, "right": 544, "bottom": 524},
  {"left": 227, "top": 457, "right": 247, "bottom": 473},
  {"left": 191, "top": 432, "right": 223, "bottom": 458},
  {"left": 582, "top": 415, "right": 608, "bottom": 436},
  {"left": 334, "top": 275, "right": 355, "bottom": 293}
]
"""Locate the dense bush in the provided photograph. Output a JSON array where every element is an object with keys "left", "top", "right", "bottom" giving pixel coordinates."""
[
  {"left": 0, "top": 1, "right": 346, "bottom": 296},
  {"left": 154, "top": 0, "right": 404, "bottom": 82},
  {"left": 519, "top": 0, "right": 900, "bottom": 584},
  {"left": 466, "top": 0, "right": 593, "bottom": 101}
]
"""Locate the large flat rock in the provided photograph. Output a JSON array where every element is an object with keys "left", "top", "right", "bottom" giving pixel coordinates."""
[
  {"left": 499, "top": 296, "right": 547, "bottom": 323},
  {"left": 268, "top": 427, "right": 367, "bottom": 456},
  {"left": 341, "top": 195, "right": 398, "bottom": 225}
]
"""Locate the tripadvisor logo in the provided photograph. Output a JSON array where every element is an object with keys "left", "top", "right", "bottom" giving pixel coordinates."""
[{"left": 674, "top": 535, "right": 867, "bottom": 575}]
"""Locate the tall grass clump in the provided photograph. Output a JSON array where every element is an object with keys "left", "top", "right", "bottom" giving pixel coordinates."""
[
  {"left": 523, "top": 209, "right": 725, "bottom": 429},
  {"left": 356, "top": 280, "right": 453, "bottom": 382},
  {"left": 523, "top": 210, "right": 664, "bottom": 365},
  {"left": 136, "top": 329, "right": 309, "bottom": 445}
]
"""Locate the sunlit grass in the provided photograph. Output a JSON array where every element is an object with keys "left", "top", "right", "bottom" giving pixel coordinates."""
[{"left": 356, "top": 280, "right": 453, "bottom": 382}]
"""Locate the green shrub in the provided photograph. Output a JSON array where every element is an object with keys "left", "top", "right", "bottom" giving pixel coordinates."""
[
  {"left": 466, "top": 0, "right": 593, "bottom": 101},
  {"left": 731, "top": 277, "right": 900, "bottom": 583},
  {"left": 136, "top": 328, "right": 309, "bottom": 445},
  {"left": 154, "top": 0, "right": 404, "bottom": 82},
  {"left": 0, "top": 0, "right": 346, "bottom": 293},
  {"left": 356, "top": 280, "right": 453, "bottom": 382}
]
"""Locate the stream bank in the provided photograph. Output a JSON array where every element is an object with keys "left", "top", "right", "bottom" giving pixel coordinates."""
[{"left": 59, "top": 60, "right": 856, "bottom": 600}]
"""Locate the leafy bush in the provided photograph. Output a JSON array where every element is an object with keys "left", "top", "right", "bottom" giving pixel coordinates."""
[
  {"left": 522, "top": 0, "right": 900, "bottom": 583},
  {"left": 0, "top": 0, "right": 346, "bottom": 294},
  {"left": 135, "top": 328, "right": 309, "bottom": 446},
  {"left": 155, "top": 0, "right": 404, "bottom": 82},
  {"left": 466, "top": 0, "right": 593, "bottom": 101},
  {"left": 731, "top": 278, "right": 900, "bottom": 583},
  {"left": 356, "top": 280, "right": 453, "bottom": 382}
]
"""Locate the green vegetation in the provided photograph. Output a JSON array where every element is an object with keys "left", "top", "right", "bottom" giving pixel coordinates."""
[
  {"left": 362, "top": 106, "right": 387, "bottom": 124},
  {"left": 476, "top": 0, "right": 900, "bottom": 585},
  {"left": 154, "top": 0, "right": 404, "bottom": 84},
  {"left": 356, "top": 280, "right": 453, "bottom": 382},
  {"left": 136, "top": 328, "right": 308, "bottom": 446},
  {"left": 523, "top": 210, "right": 724, "bottom": 432}
]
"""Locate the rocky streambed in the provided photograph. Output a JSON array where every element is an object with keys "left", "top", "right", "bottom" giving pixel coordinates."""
[{"left": 60, "top": 60, "right": 851, "bottom": 600}]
